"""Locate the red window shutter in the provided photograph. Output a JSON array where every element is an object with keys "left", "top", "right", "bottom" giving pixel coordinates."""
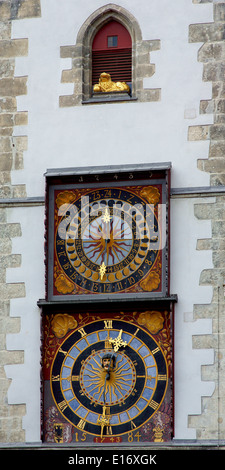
[{"left": 92, "top": 20, "right": 132, "bottom": 86}]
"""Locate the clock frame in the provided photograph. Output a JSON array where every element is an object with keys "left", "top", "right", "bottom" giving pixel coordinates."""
[
  {"left": 42, "top": 302, "right": 174, "bottom": 444},
  {"left": 40, "top": 163, "right": 176, "bottom": 445},
  {"left": 45, "top": 163, "right": 171, "bottom": 301}
]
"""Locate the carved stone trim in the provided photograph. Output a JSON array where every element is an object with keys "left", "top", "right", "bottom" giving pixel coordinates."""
[{"left": 60, "top": 4, "right": 161, "bottom": 106}]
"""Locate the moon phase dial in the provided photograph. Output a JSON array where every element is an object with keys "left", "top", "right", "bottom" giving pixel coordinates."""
[
  {"left": 54, "top": 187, "right": 162, "bottom": 295},
  {"left": 50, "top": 320, "right": 168, "bottom": 438}
]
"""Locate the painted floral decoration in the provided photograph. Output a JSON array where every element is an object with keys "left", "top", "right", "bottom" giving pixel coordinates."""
[
  {"left": 51, "top": 313, "right": 77, "bottom": 338},
  {"left": 140, "top": 186, "right": 160, "bottom": 204},
  {"left": 55, "top": 273, "right": 74, "bottom": 294},
  {"left": 140, "top": 271, "right": 160, "bottom": 292},
  {"left": 137, "top": 310, "right": 164, "bottom": 334}
]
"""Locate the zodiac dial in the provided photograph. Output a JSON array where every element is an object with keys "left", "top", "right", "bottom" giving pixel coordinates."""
[
  {"left": 50, "top": 319, "right": 168, "bottom": 439},
  {"left": 54, "top": 186, "right": 163, "bottom": 296}
]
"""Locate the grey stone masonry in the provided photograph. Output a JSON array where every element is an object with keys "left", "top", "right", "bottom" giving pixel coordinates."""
[
  {"left": 0, "top": 0, "right": 41, "bottom": 443},
  {"left": 188, "top": 1, "right": 225, "bottom": 440},
  {"left": 0, "top": 0, "right": 225, "bottom": 445}
]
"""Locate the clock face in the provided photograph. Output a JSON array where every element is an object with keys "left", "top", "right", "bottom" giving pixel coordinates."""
[
  {"left": 43, "top": 310, "right": 173, "bottom": 444},
  {"left": 48, "top": 182, "right": 168, "bottom": 299}
]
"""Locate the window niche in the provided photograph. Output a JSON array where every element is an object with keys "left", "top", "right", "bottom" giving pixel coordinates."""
[
  {"left": 92, "top": 20, "right": 132, "bottom": 91},
  {"left": 60, "top": 4, "right": 161, "bottom": 106}
]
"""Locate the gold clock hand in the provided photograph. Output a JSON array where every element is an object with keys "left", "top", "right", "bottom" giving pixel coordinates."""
[
  {"left": 109, "top": 329, "right": 127, "bottom": 352},
  {"left": 99, "top": 208, "right": 112, "bottom": 279},
  {"left": 97, "top": 405, "right": 110, "bottom": 439},
  {"left": 99, "top": 261, "right": 106, "bottom": 280},
  {"left": 101, "top": 207, "right": 111, "bottom": 224}
]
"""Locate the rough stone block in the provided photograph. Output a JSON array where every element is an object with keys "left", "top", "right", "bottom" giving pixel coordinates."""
[
  {"left": 0, "top": 2, "right": 11, "bottom": 21},
  {"left": 0, "top": 97, "right": 17, "bottom": 112},
  {"left": 0, "top": 77, "right": 27, "bottom": 97},
  {"left": 188, "top": 125, "right": 210, "bottom": 140},
  {"left": 212, "top": 82, "right": 225, "bottom": 99},
  {"left": 0, "top": 113, "right": 13, "bottom": 127},
  {"left": 11, "top": 0, "right": 41, "bottom": 20},
  {"left": 189, "top": 23, "right": 225, "bottom": 43},
  {"left": 0, "top": 350, "right": 24, "bottom": 366},
  {"left": 0, "top": 137, "right": 11, "bottom": 152},
  {"left": 0, "top": 39, "right": 28, "bottom": 57},
  {"left": 198, "top": 42, "right": 225, "bottom": 63},
  {"left": 0, "top": 153, "right": 12, "bottom": 171},
  {"left": 214, "top": 4, "right": 225, "bottom": 23},
  {"left": 209, "top": 141, "right": 225, "bottom": 158},
  {"left": 200, "top": 99, "right": 215, "bottom": 115},
  {"left": 59, "top": 94, "right": 81, "bottom": 107},
  {"left": 210, "top": 123, "right": 225, "bottom": 140},
  {"left": 12, "top": 135, "right": 28, "bottom": 152},
  {"left": 0, "top": 59, "right": 15, "bottom": 78},
  {"left": 203, "top": 62, "right": 225, "bottom": 82},
  {"left": 14, "top": 111, "right": 28, "bottom": 126},
  {"left": 12, "top": 184, "right": 27, "bottom": 198}
]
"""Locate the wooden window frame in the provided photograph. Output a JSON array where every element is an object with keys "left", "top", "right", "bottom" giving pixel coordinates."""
[{"left": 107, "top": 35, "right": 118, "bottom": 48}]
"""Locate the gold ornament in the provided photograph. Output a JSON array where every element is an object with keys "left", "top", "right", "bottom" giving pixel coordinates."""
[
  {"left": 93, "top": 72, "right": 130, "bottom": 93},
  {"left": 55, "top": 273, "right": 74, "bottom": 294},
  {"left": 140, "top": 271, "right": 161, "bottom": 292},
  {"left": 101, "top": 207, "right": 111, "bottom": 223},
  {"left": 51, "top": 313, "right": 77, "bottom": 338},
  {"left": 97, "top": 406, "right": 111, "bottom": 438},
  {"left": 99, "top": 262, "right": 107, "bottom": 280},
  {"left": 55, "top": 190, "right": 77, "bottom": 209},
  {"left": 140, "top": 186, "right": 160, "bottom": 205},
  {"left": 137, "top": 311, "right": 164, "bottom": 335}
]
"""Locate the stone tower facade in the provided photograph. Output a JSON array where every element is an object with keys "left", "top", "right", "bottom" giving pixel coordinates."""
[{"left": 0, "top": 0, "right": 225, "bottom": 445}]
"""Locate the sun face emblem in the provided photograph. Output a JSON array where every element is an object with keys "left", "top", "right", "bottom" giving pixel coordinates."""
[
  {"left": 79, "top": 350, "right": 136, "bottom": 406},
  {"left": 82, "top": 215, "right": 133, "bottom": 266}
]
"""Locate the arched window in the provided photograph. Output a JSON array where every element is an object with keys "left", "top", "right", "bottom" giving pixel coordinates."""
[
  {"left": 60, "top": 4, "right": 161, "bottom": 106},
  {"left": 92, "top": 20, "right": 132, "bottom": 89}
]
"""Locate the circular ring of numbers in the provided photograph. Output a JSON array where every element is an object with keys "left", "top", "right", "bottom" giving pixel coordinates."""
[
  {"left": 50, "top": 319, "right": 168, "bottom": 437},
  {"left": 55, "top": 187, "right": 160, "bottom": 294}
]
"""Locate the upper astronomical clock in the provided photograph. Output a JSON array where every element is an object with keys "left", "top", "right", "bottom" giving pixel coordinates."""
[{"left": 44, "top": 163, "right": 171, "bottom": 302}]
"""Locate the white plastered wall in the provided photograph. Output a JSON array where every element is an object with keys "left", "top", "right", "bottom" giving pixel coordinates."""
[
  {"left": 5, "top": 206, "right": 45, "bottom": 443},
  {"left": 4, "top": 0, "right": 215, "bottom": 441},
  {"left": 170, "top": 197, "right": 215, "bottom": 439}
]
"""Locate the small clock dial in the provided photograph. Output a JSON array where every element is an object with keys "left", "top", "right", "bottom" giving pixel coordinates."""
[
  {"left": 79, "top": 349, "right": 136, "bottom": 406},
  {"left": 50, "top": 319, "right": 168, "bottom": 438},
  {"left": 54, "top": 186, "right": 163, "bottom": 296}
]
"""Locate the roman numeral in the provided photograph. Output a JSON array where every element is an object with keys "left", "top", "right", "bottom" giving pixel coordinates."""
[
  {"left": 78, "top": 328, "right": 86, "bottom": 337},
  {"left": 52, "top": 375, "right": 60, "bottom": 381},
  {"left": 106, "top": 426, "right": 112, "bottom": 435},
  {"left": 58, "top": 400, "right": 67, "bottom": 412},
  {"left": 152, "top": 347, "right": 160, "bottom": 355},
  {"left": 77, "top": 419, "right": 86, "bottom": 430},
  {"left": 149, "top": 399, "right": 159, "bottom": 410}
]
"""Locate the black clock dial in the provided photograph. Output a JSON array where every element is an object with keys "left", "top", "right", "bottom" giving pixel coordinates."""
[
  {"left": 50, "top": 319, "right": 168, "bottom": 437},
  {"left": 55, "top": 187, "right": 161, "bottom": 294}
]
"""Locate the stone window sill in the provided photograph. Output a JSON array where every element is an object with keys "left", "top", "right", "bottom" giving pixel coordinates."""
[{"left": 82, "top": 91, "right": 137, "bottom": 105}]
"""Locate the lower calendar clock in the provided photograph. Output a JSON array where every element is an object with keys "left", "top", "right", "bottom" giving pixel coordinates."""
[{"left": 43, "top": 310, "right": 173, "bottom": 443}]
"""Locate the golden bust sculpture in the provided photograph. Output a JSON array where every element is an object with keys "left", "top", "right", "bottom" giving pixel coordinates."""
[{"left": 93, "top": 72, "right": 130, "bottom": 93}]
